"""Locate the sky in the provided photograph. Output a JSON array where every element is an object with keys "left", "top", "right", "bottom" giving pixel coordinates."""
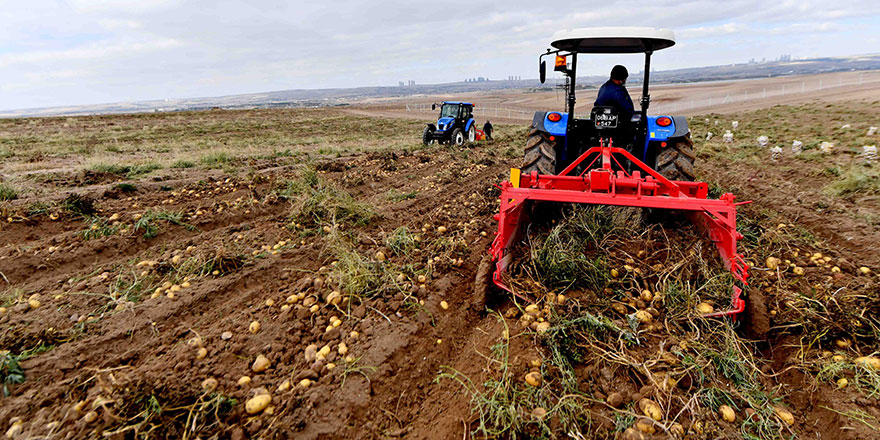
[{"left": 2, "top": 0, "right": 880, "bottom": 111}]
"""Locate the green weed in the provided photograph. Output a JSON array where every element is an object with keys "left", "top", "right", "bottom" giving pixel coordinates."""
[
  {"left": 133, "top": 210, "right": 193, "bottom": 239},
  {"left": 281, "top": 167, "right": 375, "bottom": 228},
  {"left": 385, "top": 226, "right": 418, "bottom": 257},
  {"left": 0, "top": 183, "right": 17, "bottom": 201},
  {"left": 825, "top": 167, "right": 880, "bottom": 197}
]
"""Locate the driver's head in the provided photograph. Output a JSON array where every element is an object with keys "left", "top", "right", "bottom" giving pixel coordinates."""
[{"left": 610, "top": 65, "right": 628, "bottom": 84}]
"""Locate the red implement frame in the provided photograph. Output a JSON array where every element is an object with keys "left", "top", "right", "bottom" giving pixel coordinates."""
[{"left": 488, "top": 141, "right": 750, "bottom": 319}]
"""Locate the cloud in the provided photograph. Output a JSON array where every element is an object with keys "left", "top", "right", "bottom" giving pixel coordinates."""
[
  {"left": 0, "top": 38, "right": 183, "bottom": 67},
  {"left": 1, "top": 0, "right": 879, "bottom": 110}
]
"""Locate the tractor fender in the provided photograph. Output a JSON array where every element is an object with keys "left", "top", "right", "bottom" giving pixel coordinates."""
[
  {"left": 670, "top": 116, "right": 689, "bottom": 138},
  {"left": 531, "top": 111, "right": 548, "bottom": 132},
  {"left": 531, "top": 111, "right": 568, "bottom": 137},
  {"left": 465, "top": 118, "right": 475, "bottom": 132}
]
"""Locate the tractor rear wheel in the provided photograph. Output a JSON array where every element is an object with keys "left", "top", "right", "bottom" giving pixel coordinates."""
[
  {"left": 522, "top": 127, "right": 556, "bottom": 175},
  {"left": 422, "top": 126, "right": 434, "bottom": 146},
  {"left": 467, "top": 125, "right": 476, "bottom": 143},
  {"left": 656, "top": 133, "right": 696, "bottom": 181}
]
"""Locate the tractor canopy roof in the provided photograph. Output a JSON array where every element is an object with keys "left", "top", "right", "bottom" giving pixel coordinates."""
[
  {"left": 550, "top": 27, "right": 675, "bottom": 54},
  {"left": 442, "top": 101, "right": 473, "bottom": 106}
]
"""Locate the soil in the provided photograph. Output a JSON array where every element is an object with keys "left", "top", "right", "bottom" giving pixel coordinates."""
[{"left": 1, "top": 102, "right": 880, "bottom": 439}]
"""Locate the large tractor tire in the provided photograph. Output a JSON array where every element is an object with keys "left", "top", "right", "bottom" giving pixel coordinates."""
[
  {"left": 522, "top": 127, "right": 556, "bottom": 175},
  {"left": 471, "top": 255, "right": 493, "bottom": 312},
  {"left": 467, "top": 125, "right": 476, "bottom": 143},
  {"left": 656, "top": 133, "right": 696, "bottom": 181},
  {"left": 422, "top": 126, "right": 434, "bottom": 146},
  {"left": 451, "top": 128, "right": 465, "bottom": 147}
]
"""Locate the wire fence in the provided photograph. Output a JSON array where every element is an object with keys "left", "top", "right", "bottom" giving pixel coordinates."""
[
  {"left": 404, "top": 73, "right": 880, "bottom": 120},
  {"left": 651, "top": 73, "right": 880, "bottom": 114},
  {"left": 403, "top": 103, "right": 535, "bottom": 120}
]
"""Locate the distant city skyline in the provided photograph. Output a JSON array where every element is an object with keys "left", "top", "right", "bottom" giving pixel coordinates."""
[{"left": 2, "top": 0, "right": 880, "bottom": 111}]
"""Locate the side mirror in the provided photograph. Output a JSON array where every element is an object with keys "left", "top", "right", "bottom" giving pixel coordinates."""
[
  {"left": 539, "top": 61, "right": 546, "bottom": 84},
  {"left": 431, "top": 103, "right": 436, "bottom": 111}
]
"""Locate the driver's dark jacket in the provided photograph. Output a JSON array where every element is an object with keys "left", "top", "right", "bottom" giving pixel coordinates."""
[{"left": 594, "top": 80, "right": 634, "bottom": 121}]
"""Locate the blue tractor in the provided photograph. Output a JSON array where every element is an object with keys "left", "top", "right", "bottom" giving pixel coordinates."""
[
  {"left": 423, "top": 101, "right": 478, "bottom": 146},
  {"left": 524, "top": 28, "right": 695, "bottom": 181}
]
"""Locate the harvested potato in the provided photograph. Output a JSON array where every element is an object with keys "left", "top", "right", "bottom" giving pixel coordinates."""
[
  {"left": 638, "top": 398, "right": 662, "bottom": 421},
  {"left": 437, "top": 226, "right": 447, "bottom": 234},
  {"left": 326, "top": 290, "right": 342, "bottom": 305},
  {"left": 531, "top": 407, "right": 547, "bottom": 419},
  {"left": 238, "top": 376, "right": 252, "bottom": 386},
  {"left": 83, "top": 411, "right": 98, "bottom": 423},
  {"left": 837, "top": 377, "right": 849, "bottom": 388},
  {"left": 196, "top": 347, "right": 208, "bottom": 360},
  {"left": 252, "top": 354, "right": 271, "bottom": 373},
  {"left": 536, "top": 321, "right": 551, "bottom": 333},
  {"left": 635, "top": 418, "right": 656, "bottom": 434},
  {"left": 719, "top": 404, "right": 736, "bottom": 422},
  {"left": 859, "top": 267, "right": 871, "bottom": 275},
  {"left": 440, "top": 300, "right": 449, "bottom": 310},
  {"left": 525, "top": 371, "right": 542, "bottom": 387},
  {"left": 621, "top": 427, "right": 644, "bottom": 440},
  {"left": 835, "top": 339, "right": 851, "bottom": 349},
  {"left": 855, "top": 356, "right": 880, "bottom": 369},
  {"left": 765, "top": 257, "right": 781, "bottom": 270},
  {"left": 634, "top": 310, "right": 653, "bottom": 323},
  {"left": 249, "top": 321, "right": 261, "bottom": 334},
  {"left": 298, "top": 378, "right": 312, "bottom": 387},
  {"left": 277, "top": 380, "right": 291, "bottom": 392},
  {"left": 338, "top": 342, "right": 349, "bottom": 355},
  {"left": 201, "top": 378, "right": 218, "bottom": 392},
  {"left": 245, "top": 393, "right": 272, "bottom": 414},
  {"left": 375, "top": 251, "right": 386, "bottom": 261},
  {"left": 28, "top": 299, "right": 41, "bottom": 309},
  {"left": 5, "top": 421, "right": 22, "bottom": 438},
  {"left": 696, "top": 302, "right": 714, "bottom": 314},
  {"left": 774, "top": 406, "right": 794, "bottom": 425}
]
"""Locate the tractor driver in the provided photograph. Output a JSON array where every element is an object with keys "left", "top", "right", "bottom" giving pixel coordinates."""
[
  {"left": 594, "top": 65, "right": 634, "bottom": 122},
  {"left": 594, "top": 65, "right": 635, "bottom": 149}
]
